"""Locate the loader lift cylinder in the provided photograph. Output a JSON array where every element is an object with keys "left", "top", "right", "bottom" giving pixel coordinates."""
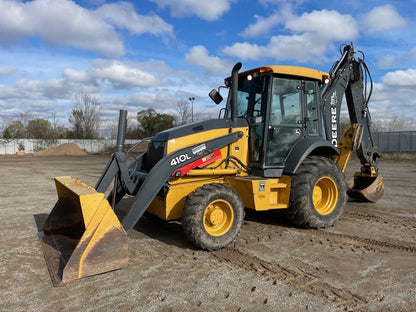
[
  {"left": 116, "top": 110, "right": 127, "bottom": 153},
  {"left": 94, "top": 110, "right": 136, "bottom": 195}
]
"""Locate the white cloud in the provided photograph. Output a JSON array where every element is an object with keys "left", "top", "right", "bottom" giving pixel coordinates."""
[
  {"left": 222, "top": 42, "right": 263, "bottom": 61},
  {"left": 0, "top": 66, "right": 16, "bottom": 76},
  {"left": 239, "top": 3, "right": 296, "bottom": 38},
  {"left": 92, "top": 60, "right": 160, "bottom": 89},
  {"left": 0, "top": 0, "right": 173, "bottom": 57},
  {"left": 0, "top": 58, "right": 195, "bottom": 114},
  {"left": 62, "top": 68, "right": 92, "bottom": 83},
  {"left": 377, "top": 55, "right": 399, "bottom": 68},
  {"left": 13, "top": 76, "right": 97, "bottom": 100},
  {"left": 362, "top": 5, "right": 406, "bottom": 34},
  {"left": 224, "top": 32, "right": 340, "bottom": 64},
  {"left": 408, "top": 47, "right": 416, "bottom": 60},
  {"left": 0, "top": 57, "right": 209, "bottom": 123},
  {"left": 94, "top": 2, "right": 173, "bottom": 37},
  {"left": 376, "top": 47, "right": 416, "bottom": 68},
  {"left": 286, "top": 9, "right": 358, "bottom": 40},
  {"left": 368, "top": 69, "right": 416, "bottom": 120},
  {"left": 2, "top": 78, "right": 69, "bottom": 103},
  {"left": 240, "top": 12, "right": 282, "bottom": 38},
  {"left": 259, "top": 0, "right": 305, "bottom": 6},
  {"left": 130, "top": 91, "right": 176, "bottom": 109},
  {"left": 380, "top": 68, "right": 416, "bottom": 87},
  {"left": 223, "top": 9, "right": 358, "bottom": 63},
  {"left": 0, "top": 0, "right": 123, "bottom": 56},
  {"left": 185, "top": 45, "right": 234, "bottom": 74},
  {"left": 267, "top": 33, "right": 327, "bottom": 62},
  {"left": 150, "top": 0, "right": 235, "bottom": 21},
  {"left": 0, "top": 84, "right": 21, "bottom": 99}
]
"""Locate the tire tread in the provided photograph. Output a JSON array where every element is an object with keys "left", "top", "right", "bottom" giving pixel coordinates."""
[{"left": 287, "top": 156, "right": 347, "bottom": 229}]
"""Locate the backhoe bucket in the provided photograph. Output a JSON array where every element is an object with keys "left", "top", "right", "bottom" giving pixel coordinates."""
[
  {"left": 39, "top": 176, "right": 128, "bottom": 286},
  {"left": 347, "top": 173, "right": 384, "bottom": 202}
]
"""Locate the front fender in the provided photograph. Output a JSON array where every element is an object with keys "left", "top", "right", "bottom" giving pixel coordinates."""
[{"left": 283, "top": 137, "right": 339, "bottom": 174}]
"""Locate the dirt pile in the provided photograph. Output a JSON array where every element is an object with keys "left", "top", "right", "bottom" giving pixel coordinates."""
[{"left": 35, "top": 143, "right": 88, "bottom": 156}]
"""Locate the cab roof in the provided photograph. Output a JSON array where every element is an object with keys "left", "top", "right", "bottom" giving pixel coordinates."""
[{"left": 229, "top": 65, "right": 329, "bottom": 82}]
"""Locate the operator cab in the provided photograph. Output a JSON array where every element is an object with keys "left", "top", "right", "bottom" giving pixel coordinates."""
[{"left": 221, "top": 66, "right": 329, "bottom": 177}]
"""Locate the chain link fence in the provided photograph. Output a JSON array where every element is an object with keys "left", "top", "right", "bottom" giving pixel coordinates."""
[
  {"left": 0, "top": 139, "right": 137, "bottom": 155},
  {"left": 372, "top": 131, "right": 416, "bottom": 153}
]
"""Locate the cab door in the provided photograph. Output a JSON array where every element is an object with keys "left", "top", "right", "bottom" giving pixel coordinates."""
[{"left": 265, "top": 77, "right": 304, "bottom": 166}]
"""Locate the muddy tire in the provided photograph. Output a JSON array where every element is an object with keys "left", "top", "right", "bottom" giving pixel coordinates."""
[
  {"left": 287, "top": 156, "right": 346, "bottom": 228},
  {"left": 182, "top": 183, "right": 245, "bottom": 251}
]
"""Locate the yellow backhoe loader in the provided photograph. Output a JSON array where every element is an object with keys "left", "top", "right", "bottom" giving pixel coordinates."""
[{"left": 39, "top": 43, "right": 383, "bottom": 286}]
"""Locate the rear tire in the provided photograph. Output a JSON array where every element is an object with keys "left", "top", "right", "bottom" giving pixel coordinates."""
[
  {"left": 182, "top": 183, "right": 245, "bottom": 251},
  {"left": 287, "top": 156, "right": 346, "bottom": 228}
]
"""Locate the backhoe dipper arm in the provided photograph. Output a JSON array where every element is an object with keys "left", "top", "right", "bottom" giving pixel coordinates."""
[{"left": 322, "top": 44, "right": 381, "bottom": 173}]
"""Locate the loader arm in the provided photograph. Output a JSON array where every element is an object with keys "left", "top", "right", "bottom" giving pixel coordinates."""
[
  {"left": 121, "top": 130, "right": 244, "bottom": 231},
  {"left": 321, "top": 43, "right": 383, "bottom": 201},
  {"left": 39, "top": 126, "right": 243, "bottom": 286}
]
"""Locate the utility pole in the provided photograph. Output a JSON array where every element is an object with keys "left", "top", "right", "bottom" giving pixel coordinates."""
[{"left": 188, "top": 97, "right": 195, "bottom": 123}]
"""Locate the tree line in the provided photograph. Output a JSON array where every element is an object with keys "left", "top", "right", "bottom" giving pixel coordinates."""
[
  {"left": 1, "top": 94, "right": 195, "bottom": 140},
  {"left": 2, "top": 93, "right": 102, "bottom": 140},
  {"left": 2, "top": 92, "right": 413, "bottom": 142}
]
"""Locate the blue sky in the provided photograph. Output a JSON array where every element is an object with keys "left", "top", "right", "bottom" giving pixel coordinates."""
[{"left": 0, "top": 0, "right": 415, "bottom": 131}]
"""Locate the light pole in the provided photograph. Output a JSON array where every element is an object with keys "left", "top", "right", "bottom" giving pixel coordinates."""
[{"left": 188, "top": 97, "right": 195, "bottom": 123}]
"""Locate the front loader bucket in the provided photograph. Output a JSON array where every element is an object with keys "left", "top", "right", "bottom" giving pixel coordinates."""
[
  {"left": 39, "top": 176, "right": 128, "bottom": 286},
  {"left": 347, "top": 173, "right": 384, "bottom": 202}
]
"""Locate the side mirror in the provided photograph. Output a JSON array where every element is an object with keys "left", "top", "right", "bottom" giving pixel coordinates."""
[{"left": 209, "top": 89, "right": 223, "bottom": 105}]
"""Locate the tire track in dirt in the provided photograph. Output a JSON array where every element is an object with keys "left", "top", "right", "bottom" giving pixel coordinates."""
[
  {"left": 343, "top": 210, "right": 416, "bottom": 229},
  {"left": 303, "top": 229, "right": 416, "bottom": 254},
  {"left": 30, "top": 168, "right": 54, "bottom": 180},
  {"left": 240, "top": 220, "right": 416, "bottom": 254},
  {"left": 212, "top": 247, "right": 368, "bottom": 311}
]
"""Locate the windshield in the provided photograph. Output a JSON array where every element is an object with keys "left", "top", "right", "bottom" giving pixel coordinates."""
[{"left": 225, "top": 75, "right": 265, "bottom": 119}]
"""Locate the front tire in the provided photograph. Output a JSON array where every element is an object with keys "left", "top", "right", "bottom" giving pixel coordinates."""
[
  {"left": 182, "top": 183, "right": 245, "bottom": 251},
  {"left": 287, "top": 156, "right": 346, "bottom": 228}
]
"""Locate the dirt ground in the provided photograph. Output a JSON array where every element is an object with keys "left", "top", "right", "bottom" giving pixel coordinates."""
[{"left": 0, "top": 155, "right": 415, "bottom": 312}]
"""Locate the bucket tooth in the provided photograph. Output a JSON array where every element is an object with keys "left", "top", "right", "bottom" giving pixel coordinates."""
[
  {"left": 39, "top": 176, "right": 128, "bottom": 286},
  {"left": 347, "top": 173, "right": 384, "bottom": 203}
]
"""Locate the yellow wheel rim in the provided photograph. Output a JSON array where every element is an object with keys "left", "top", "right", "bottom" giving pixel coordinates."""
[
  {"left": 203, "top": 199, "right": 234, "bottom": 236},
  {"left": 313, "top": 176, "right": 339, "bottom": 215}
]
